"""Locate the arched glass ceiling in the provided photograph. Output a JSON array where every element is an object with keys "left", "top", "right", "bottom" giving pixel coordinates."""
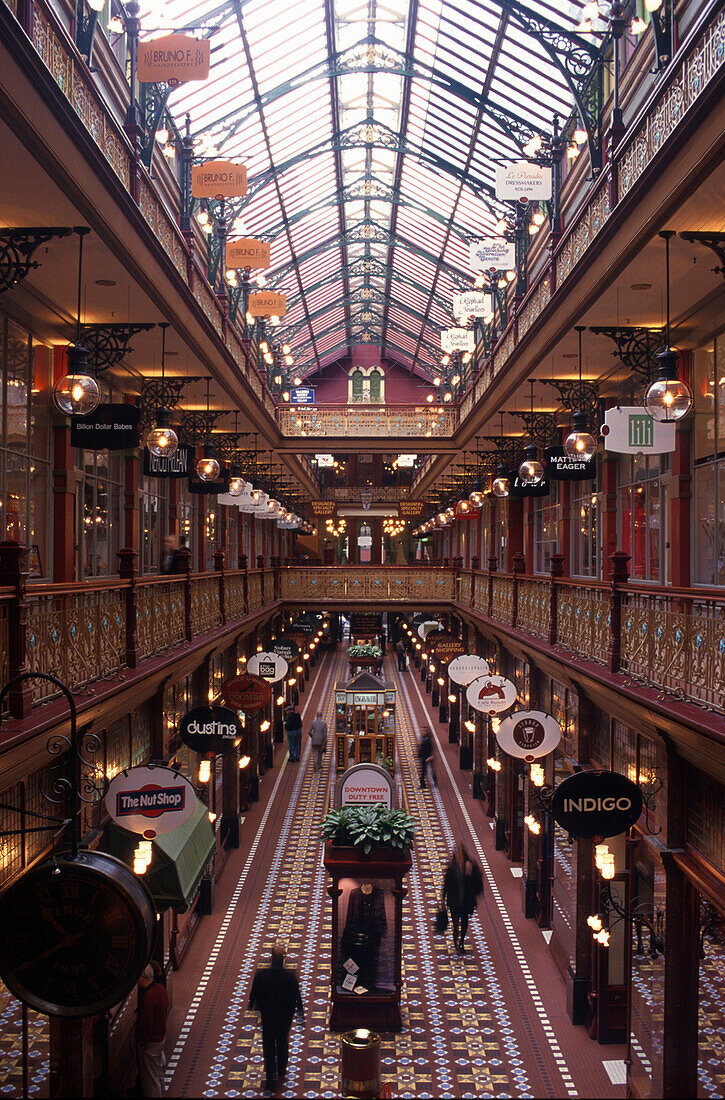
[{"left": 140, "top": 0, "right": 607, "bottom": 378}]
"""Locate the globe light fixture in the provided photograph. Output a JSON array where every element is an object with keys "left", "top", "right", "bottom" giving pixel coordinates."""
[
  {"left": 197, "top": 442, "right": 220, "bottom": 482},
  {"left": 228, "top": 463, "right": 245, "bottom": 496},
  {"left": 563, "top": 326, "right": 597, "bottom": 461},
  {"left": 517, "top": 380, "right": 544, "bottom": 485},
  {"left": 146, "top": 324, "right": 178, "bottom": 457},
  {"left": 644, "top": 232, "right": 692, "bottom": 422},
  {"left": 492, "top": 469, "right": 510, "bottom": 498},
  {"left": 52, "top": 229, "right": 102, "bottom": 417},
  {"left": 469, "top": 489, "right": 485, "bottom": 507}
]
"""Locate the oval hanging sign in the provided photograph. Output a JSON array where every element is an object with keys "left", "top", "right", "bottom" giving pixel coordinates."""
[
  {"left": 447, "top": 654, "right": 491, "bottom": 686},
  {"left": 222, "top": 673, "right": 272, "bottom": 713},
  {"left": 428, "top": 633, "right": 466, "bottom": 663},
  {"left": 466, "top": 674, "right": 517, "bottom": 715},
  {"left": 178, "top": 704, "right": 244, "bottom": 755},
  {"left": 247, "top": 651, "right": 288, "bottom": 683},
  {"left": 551, "top": 770, "right": 644, "bottom": 839},
  {"left": 418, "top": 620, "right": 441, "bottom": 640},
  {"left": 496, "top": 710, "right": 562, "bottom": 761},
  {"left": 105, "top": 766, "right": 197, "bottom": 839},
  {"left": 272, "top": 636, "right": 300, "bottom": 662}
]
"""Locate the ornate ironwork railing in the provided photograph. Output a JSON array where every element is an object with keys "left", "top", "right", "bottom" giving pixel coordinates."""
[
  {"left": 190, "top": 575, "right": 222, "bottom": 638},
  {"left": 136, "top": 578, "right": 186, "bottom": 661},
  {"left": 516, "top": 579, "right": 551, "bottom": 641},
  {"left": 278, "top": 566, "right": 456, "bottom": 604},
  {"left": 277, "top": 404, "right": 457, "bottom": 439},
  {"left": 557, "top": 582, "right": 610, "bottom": 667}
]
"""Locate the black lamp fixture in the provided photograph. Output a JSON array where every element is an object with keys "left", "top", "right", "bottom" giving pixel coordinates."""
[
  {"left": 52, "top": 228, "right": 102, "bottom": 416},
  {"left": 491, "top": 414, "right": 510, "bottom": 498},
  {"left": 564, "top": 326, "right": 597, "bottom": 460},
  {"left": 196, "top": 378, "right": 221, "bottom": 481},
  {"left": 518, "top": 381, "right": 544, "bottom": 486},
  {"left": 644, "top": 231, "right": 693, "bottom": 422},
  {"left": 145, "top": 323, "right": 179, "bottom": 457}
]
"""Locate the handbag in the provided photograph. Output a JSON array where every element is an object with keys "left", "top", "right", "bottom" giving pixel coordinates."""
[{"left": 435, "top": 907, "right": 448, "bottom": 934}]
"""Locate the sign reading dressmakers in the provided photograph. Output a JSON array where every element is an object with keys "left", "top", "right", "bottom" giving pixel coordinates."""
[
  {"left": 337, "top": 763, "right": 396, "bottom": 810},
  {"left": 105, "top": 765, "right": 197, "bottom": 838},
  {"left": 466, "top": 674, "right": 518, "bottom": 715},
  {"left": 495, "top": 161, "right": 552, "bottom": 200},
  {"left": 137, "top": 34, "right": 210, "bottom": 82},
  {"left": 551, "top": 770, "right": 644, "bottom": 838},
  {"left": 495, "top": 710, "right": 562, "bottom": 761},
  {"left": 71, "top": 404, "right": 140, "bottom": 450},
  {"left": 191, "top": 161, "right": 247, "bottom": 199},
  {"left": 178, "top": 704, "right": 243, "bottom": 755}
]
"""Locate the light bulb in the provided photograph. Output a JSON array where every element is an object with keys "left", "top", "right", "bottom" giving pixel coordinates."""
[
  {"left": 644, "top": 377, "right": 693, "bottom": 422},
  {"left": 87, "top": 0, "right": 105, "bottom": 11},
  {"left": 146, "top": 410, "right": 178, "bottom": 457},
  {"left": 469, "top": 490, "right": 485, "bottom": 507},
  {"left": 53, "top": 368, "right": 101, "bottom": 416},
  {"left": 645, "top": 0, "right": 662, "bottom": 9},
  {"left": 595, "top": 929, "right": 611, "bottom": 947},
  {"left": 564, "top": 411, "right": 597, "bottom": 461},
  {"left": 464, "top": 720, "right": 475, "bottom": 733},
  {"left": 519, "top": 445, "right": 544, "bottom": 486},
  {"left": 631, "top": 16, "right": 646, "bottom": 33},
  {"left": 197, "top": 445, "right": 220, "bottom": 481},
  {"left": 492, "top": 474, "right": 510, "bottom": 498},
  {"left": 532, "top": 211, "right": 545, "bottom": 227},
  {"left": 239, "top": 755, "right": 251, "bottom": 769},
  {"left": 198, "top": 759, "right": 211, "bottom": 784},
  {"left": 228, "top": 475, "right": 245, "bottom": 496},
  {"left": 587, "top": 914, "right": 603, "bottom": 932},
  {"left": 156, "top": 128, "right": 169, "bottom": 145},
  {"left": 573, "top": 128, "right": 588, "bottom": 145},
  {"left": 260, "top": 720, "right": 271, "bottom": 732}
]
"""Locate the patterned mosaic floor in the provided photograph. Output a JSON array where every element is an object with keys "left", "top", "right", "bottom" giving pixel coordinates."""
[{"left": 164, "top": 646, "right": 626, "bottom": 1100}]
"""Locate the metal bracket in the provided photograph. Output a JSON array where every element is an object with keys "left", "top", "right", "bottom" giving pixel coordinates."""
[
  {"left": 80, "top": 322, "right": 156, "bottom": 372},
  {"left": 650, "top": 0, "right": 673, "bottom": 72},
  {"left": 140, "top": 375, "right": 203, "bottom": 417},
  {"left": 679, "top": 231, "right": 725, "bottom": 279},
  {"left": 589, "top": 325, "right": 664, "bottom": 379},
  {"left": 0, "top": 227, "right": 73, "bottom": 294},
  {"left": 180, "top": 409, "right": 229, "bottom": 445},
  {"left": 539, "top": 378, "right": 603, "bottom": 429},
  {"left": 509, "top": 409, "right": 560, "bottom": 447}
]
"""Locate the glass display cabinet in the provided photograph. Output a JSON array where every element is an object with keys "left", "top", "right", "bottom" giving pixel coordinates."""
[{"left": 334, "top": 672, "right": 396, "bottom": 770}]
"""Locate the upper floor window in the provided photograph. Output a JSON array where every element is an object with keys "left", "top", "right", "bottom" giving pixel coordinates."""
[{"left": 348, "top": 365, "right": 385, "bottom": 403}]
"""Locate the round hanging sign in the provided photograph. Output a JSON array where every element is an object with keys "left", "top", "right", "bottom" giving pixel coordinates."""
[
  {"left": 247, "top": 651, "right": 289, "bottom": 683},
  {"left": 466, "top": 674, "right": 518, "bottom": 715},
  {"left": 104, "top": 765, "right": 197, "bottom": 838},
  {"left": 272, "top": 636, "right": 300, "bottom": 662},
  {"left": 178, "top": 704, "right": 243, "bottom": 755},
  {"left": 428, "top": 633, "right": 466, "bottom": 663},
  {"left": 412, "top": 613, "right": 429, "bottom": 627},
  {"left": 448, "top": 654, "right": 491, "bottom": 686},
  {"left": 418, "top": 620, "right": 442, "bottom": 640},
  {"left": 222, "top": 673, "right": 272, "bottom": 713},
  {"left": 551, "top": 770, "right": 644, "bottom": 839},
  {"left": 496, "top": 710, "right": 562, "bottom": 761}
]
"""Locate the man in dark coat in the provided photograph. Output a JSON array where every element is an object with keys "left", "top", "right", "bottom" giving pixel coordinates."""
[
  {"left": 248, "top": 944, "right": 304, "bottom": 1091},
  {"left": 284, "top": 705, "right": 303, "bottom": 761},
  {"left": 418, "top": 729, "right": 435, "bottom": 789},
  {"left": 442, "top": 843, "right": 483, "bottom": 953}
]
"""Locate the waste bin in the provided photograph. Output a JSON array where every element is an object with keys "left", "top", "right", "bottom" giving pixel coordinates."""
[{"left": 340, "top": 1028, "right": 380, "bottom": 1099}]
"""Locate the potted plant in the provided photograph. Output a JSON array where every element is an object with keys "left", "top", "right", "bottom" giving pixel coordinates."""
[{"left": 321, "top": 803, "right": 416, "bottom": 855}]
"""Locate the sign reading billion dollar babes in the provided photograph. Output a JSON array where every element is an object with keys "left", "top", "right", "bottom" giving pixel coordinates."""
[
  {"left": 191, "top": 161, "right": 247, "bottom": 199},
  {"left": 248, "top": 291, "right": 287, "bottom": 317},
  {"left": 137, "top": 34, "right": 211, "bottom": 83},
  {"left": 226, "top": 238, "right": 270, "bottom": 269}
]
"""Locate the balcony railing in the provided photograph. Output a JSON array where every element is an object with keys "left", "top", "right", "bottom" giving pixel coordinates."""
[{"left": 277, "top": 404, "right": 458, "bottom": 439}]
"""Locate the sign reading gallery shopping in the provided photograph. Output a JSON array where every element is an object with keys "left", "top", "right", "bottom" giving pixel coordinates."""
[
  {"left": 551, "top": 770, "right": 644, "bottom": 838},
  {"left": 337, "top": 764, "right": 395, "bottom": 810}
]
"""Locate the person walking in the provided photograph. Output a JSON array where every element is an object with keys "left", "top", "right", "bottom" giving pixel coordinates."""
[
  {"left": 161, "top": 534, "right": 181, "bottom": 575},
  {"left": 396, "top": 639, "right": 407, "bottom": 671},
  {"left": 441, "top": 843, "right": 483, "bottom": 954},
  {"left": 418, "top": 729, "right": 436, "bottom": 790},
  {"left": 308, "top": 710, "right": 328, "bottom": 773},
  {"left": 136, "top": 964, "right": 169, "bottom": 1096},
  {"left": 285, "top": 705, "right": 303, "bottom": 762},
  {"left": 248, "top": 944, "right": 304, "bottom": 1092}
]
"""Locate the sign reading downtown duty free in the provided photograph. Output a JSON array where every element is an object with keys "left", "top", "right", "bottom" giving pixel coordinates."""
[
  {"left": 551, "top": 770, "right": 644, "bottom": 839},
  {"left": 178, "top": 704, "right": 243, "bottom": 755},
  {"left": 105, "top": 765, "right": 197, "bottom": 838},
  {"left": 495, "top": 710, "right": 562, "bottom": 761},
  {"left": 337, "top": 763, "right": 396, "bottom": 810}
]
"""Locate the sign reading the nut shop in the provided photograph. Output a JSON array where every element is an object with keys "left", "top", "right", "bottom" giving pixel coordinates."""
[
  {"left": 191, "top": 161, "right": 247, "bottom": 199},
  {"left": 551, "top": 770, "right": 644, "bottom": 839},
  {"left": 138, "top": 34, "right": 210, "bottom": 83},
  {"left": 226, "top": 238, "right": 270, "bottom": 269},
  {"left": 248, "top": 292, "right": 287, "bottom": 317}
]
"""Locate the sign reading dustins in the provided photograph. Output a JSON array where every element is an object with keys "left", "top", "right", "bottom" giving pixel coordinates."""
[
  {"left": 178, "top": 704, "right": 244, "bottom": 754},
  {"left": 337, "top": 764, "right": 395, "bottom": 810},
  {"left": 105, "top": 765, "right": 197, "bottom": 838}
]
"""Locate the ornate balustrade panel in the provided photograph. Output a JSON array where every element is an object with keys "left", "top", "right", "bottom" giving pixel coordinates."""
[
  {"left": 26, "top": 587, "right": 126, "bottom": 700},
  {"left": 189, "top": 576, "right": 222, "bottom": 638},
  {"left": 279, "top": 567, "right": 455, "bottom": 604},
  {"left": 0, "top": 599, "right": 9, "bottom": 712},
  {"left": 516, "top": 579, "right": 551, "bottom": 640},
  {"left": 246, "top": 571, "right": 264, "bottom": 614},
  {"left": 556, "top": 583, "right": 610, "bottom": 666},
  {"left": 490, "top": 575, "right": 514, "bottom": 625},
  {"left": 224, "top": 572, "right": 247, "bottom": 620},
  {"left": 457, "top": 571, "right": 472, "bottom": 607},
  {"left": 471, "top": 572, "right": 487, "bottom": 614},
  {"left": 278, "top": 405, "right": 457, "bottom": 439},
  {"left": 136, "top": 579, "right": 186, "bottom": 660}
]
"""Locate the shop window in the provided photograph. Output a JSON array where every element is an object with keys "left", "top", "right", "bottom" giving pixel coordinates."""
[
  {"left": 692, "top": 340, "right": 725, "bottom": 587},
  {"left": 493, "top": 497, "right": 508, "bottom": 570},
  {"left": 106, "top": 716, "right": 131, "bottom": 780},
  {"left": 590, "top": 708, "right": 610, "bottom": 768},
  {"left": 687, "top": 767, "right": 725, "bottom": 872},
  {"left": 612, "top": 719, "right": 636, "bottom": 781},
  {"left": 570, "top": 481, "right": 601, "bottom": 578},
  {"left": 131, "top": 702, "right": 153, "bottom": 766},
  {"left": 0, "top": 785, "right": 23, "bottom": 886},
  {"left": 533, "top": 484, "right": 560, "bottom": 574},
  {"left": 617, "top": 454, "right": 667, "bottom": 582},
  {"left": 77, "top": 449, "right": 123, "bottom": 578},
  {"left": 513, "top": 656, "right": 529, "bottom": 706}
]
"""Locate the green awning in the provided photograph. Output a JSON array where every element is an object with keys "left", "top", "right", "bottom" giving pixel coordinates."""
[{"left": 106, "top": 800, "right": 216, "bottom": 913}]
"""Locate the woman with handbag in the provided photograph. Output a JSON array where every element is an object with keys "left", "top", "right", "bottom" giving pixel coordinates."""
[{"left": 441, "top": 843, "right": 483, "bottom": 954}]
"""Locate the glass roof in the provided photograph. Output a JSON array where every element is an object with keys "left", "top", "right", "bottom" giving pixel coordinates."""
[{"left": 140, "top": 0, "right": 607, "bottom": 379}]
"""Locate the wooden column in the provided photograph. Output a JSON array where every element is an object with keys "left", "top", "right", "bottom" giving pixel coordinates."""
[
  {"left": 606, "top": 550, "right": 630, "bottom": 674},
  {"left": 118, "top": 547, "right": 139, "bottom": 669},
  {"left": 124, "top": 456, "right": 140, "bottom": 565},
  {"left": 507, "top": 498, "right": 524, "bottom": 569},
  {"left": 602, "top": 456, "right": 619, "bottom": 579},
  {"left": 52, "top": 424, "right": 76, "bottom": 582},
  {"left": 669, "top": 423, "right": 691, "bottom": 587},
  {"left": 50, "top": 1017, "right": 94, "bottom": 1099}
]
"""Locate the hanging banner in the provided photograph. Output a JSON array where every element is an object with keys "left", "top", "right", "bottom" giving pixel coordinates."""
[
  {"left": 428, "top": 633, "right": 466, "bottom": 663},
  {"left": 248, "top": 291, "right": 287, "bottom": 317},
  {"left": 452, "top": 291, "right": 493, "bottom": 318},
  {"left": 290, "top": 387, "right": 316, "bottom": 404},
  {"left": 337, "top": 764, "right": 395, "bottom": 810},
  {"left": 508, "top": 469, "right": 550, "bottom": 499},
  {"left": 496, "top": 710, "right": 562, "bottom": 761},
  {"left": 544, "top": 445, "right": 596, "bottom": 481},
  {"left": 466, "top": 674, "right": 518, "bottom": 715},
  {"left": 495, "top": 161, "right": 552, "bottom": 200},
  {"left": 192, "top": 161, "right": 247, "bottom": 199},
  {"left": 447, "top": 654, "right": 491, "bottom": 686},
  {"left": 178, "top": 705, "right": 244, "bottom": 755},
  {"left": 272, "top": 636, "right": 300, "bottom": 662},
  {"left": 70, "top": 404, "right": 141, "bottom": 450},
  {"left": 441, "top": 327, "right": 475, "bottom": 353},
  {"left": 222, "top": 673, "right": 272, "bottom": 713},
  {"left": 551, "top": 770, "right": 644, "bottom": 839},
  {"left": 469, "top": 237, "right": 516, "bottom": 271},
  {"left": 105, "top": 766, "right": 197, "bottom": 839},
  {"left": 601, "top": 407, "right": 676, "bottom": 455},
  {"left": 138, "top": 34, "right": 210, "bottom": 83},
  {"left": 226, "top": 238, "right": 269, "bottom": 268},
  {"left": 247, "top": 651, "right": 289, "bottom": 682},
  {"left": 143, "top": 443, "right": 193, "bottom": 478}
]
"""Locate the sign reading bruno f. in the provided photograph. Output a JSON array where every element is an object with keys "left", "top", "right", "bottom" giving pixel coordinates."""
[
  {"left": 191, "top": 161, "right": 247, "bottom": 199},
  {"left": 337, "top": 763, "right": 395, "bottom": 810},
  {"left": 105, "top": 765, "right": 197, "bottom": 838},
  {"left": 138, "top": 34, "right": 210, "bottom": 82},
  {"left": 178, "top": 704, "right": 243, "bottom": 755},
  {"left": 496, "top": 710, "right": 562, "bottom": 761},
  {"left": 551, "top": 770, "right": 644, "bottom": 838},
  {"left": 226, "top": 238, "right": 269, "bottom": 269}
]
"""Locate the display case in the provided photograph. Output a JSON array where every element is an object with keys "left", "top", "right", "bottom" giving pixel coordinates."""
[{"left": 334, "top": 672, "right": 396, "bottom": 771}]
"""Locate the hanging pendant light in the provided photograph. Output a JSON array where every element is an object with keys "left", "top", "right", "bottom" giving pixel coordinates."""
[
  {"left": 518, "top": 380, "right": 543, "bottom": 485},
  {"left": 228, "top": 463, "right": 245, "bottom": 496},
  {"left": 644, "top": 231, "right": 693, "bottom": 422},
  {"left": 469, "top": 489, "right": 485, "bottom": 507},
  {"left": 564, "top": 326, "right": 597, "bottom": 461},
  {"left": 491, "top": 414, "right": 510, "bottom": 497},
  {"left": 53, "top": 227, "right": 102, "bottom": 416},
  {"left": 146, "top": 323, "right": 179, "bottom": 457},
  {"left": 196, "top": 378, "right": 220, "bottom": 481}
]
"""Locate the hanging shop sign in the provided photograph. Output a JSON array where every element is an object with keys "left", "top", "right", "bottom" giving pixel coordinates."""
[
  {"left": 469, "top": 237, "right": 516, "bottom": 271},
  {"left": 311, "top": 500, "right": 336, "bottom": 516},
  {"left": 138, "top": 34, "right": 210, "bottom": 83},
  {"left": 601, "top": 406, "right": 676, "bottom": 455},
  {"left": 192, "top": 161, "right": 247, "bottom": 199},
  {"left": 495, "top": 161, "right": 552, "bottom": 200},
  {"left": 551, "top": 770, "right": 644, "bottom": 839},
  {"left": 545, "top": 445, "right": 596, "bottom": 481},
  {"left": 398, "top": 501, "right": 423, "bottom": 517},
  {"left": 395, "top": 454, "right": 417, "bottom": 467},
  {"left": 418, "top": 620, "right": 442, "bottom": 639},
  {"left": 447, "top": 654, "right": 491, "bottom": 686},
  {"left": 187, "top": 469, "right": 230, "bottom": 495},
  {"left": 248, "top": 291, "right": 287, "bottom": 317},
  {"left": 291, "top": 616, "right": 316, "bottom": 635},
  {"left": 508, "top": 469, "right": 550, "bottom": 498},
  {"left": 70, "top": 404, "right": 141, "bottom": 450},
  {"left": 225, "top": 237, "right": 269, "bottom": 268},
  {"left": 466, "top": 674, "right": 518, "bottom": 715},
  {"left": 357, "top": 535, "right": 373, "bottom": 548},
  {"left": 247, "top": 652, "right": 289, "bottom": 682},
  {"left": 412, "top": 613, "right": 429, "bottom": 627},
  {"left": 428, "top": 633, "right": 466, "bottom": 663},
  {"left": 143, "top": 443, "right": 192, "bottom": 478},
  {"left": 337, "top": 763, "right": 395, "bottom": 810},
  {"left": 179, "top": 704, "right": 243, "bottom": 755},
  {"left": 315, "top": 454, "right": 334, "bottom": 467},
  {"left": 272, "top": 636, "right": 300, "bottom": 662},
  {"left": 104, "top": 765, "right": 197, "bottom": 838},
  {"left": 441, "top": 327, "right": 475, "bottom": 353},
  {"left": 452, "top": 290, "right": 493, "bottom": 318},
  {"left": 496, "top": 710, "right": 562, "bottom": 762},
  {"left": 222, "top": 673, "right": 272, "bottom": 713},
  {"left": 290, "top": 387, "right": 316, "bottom": 403}
]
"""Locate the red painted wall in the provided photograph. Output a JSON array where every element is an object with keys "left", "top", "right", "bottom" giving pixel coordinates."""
[{"left": 308, "top": 345, "right": 435, "bottom": 405}]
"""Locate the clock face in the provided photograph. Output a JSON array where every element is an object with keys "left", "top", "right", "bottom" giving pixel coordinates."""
[{"left": 0, "top": 852, "right": 155, "bottom": 1017}]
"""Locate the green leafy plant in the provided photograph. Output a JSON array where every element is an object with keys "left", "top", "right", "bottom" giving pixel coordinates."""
[
  {"left": 348, "top": 643, "right": 382, "bottom": 658},
  {"left": 381, "top": 755, "right": 395, "bottom": 774},
  {"left": 321, "top": 804, "right": 417, "bottom": 854}
]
